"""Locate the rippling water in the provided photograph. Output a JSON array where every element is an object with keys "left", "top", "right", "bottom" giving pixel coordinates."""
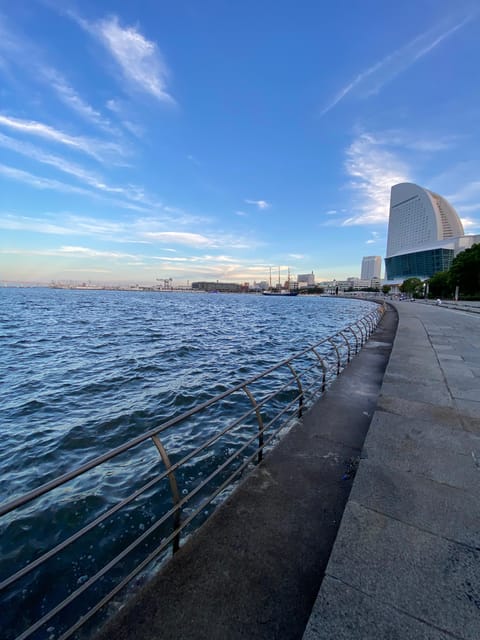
[{"left": 0, "top": 288, "right": 376, "bottom": 638}]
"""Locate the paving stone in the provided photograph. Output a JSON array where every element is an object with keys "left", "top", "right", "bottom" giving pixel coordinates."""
[
  {"left": 326, "top": 502, "right": 480, "bottom": 640},
  {"left": 303, "top": 576, "right": 458, "bottom": 640},
  {"left": 362, "top": 411, "right": 480, "bottom": 490},
  {"left": 380, "top": 380, "right": 453, "bottom": 407},
  {"left": 349, "top": 460, "right": 480, "bottom": 547},
  {"left": 376, "top": 393, "right": 462, "bottom": 427}
]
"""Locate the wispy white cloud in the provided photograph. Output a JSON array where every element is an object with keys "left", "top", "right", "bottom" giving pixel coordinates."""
[
  {"left": 42, "top": 67, "right": 114, "bottom": 132},
  {"left": 106, "top": 98, "right": 144, "bottom": 137},
  {"left": 320, "top": 14, "right": 475, "bottom": 116},
  {"left": 0, "top": 163, "right": 96, "bottom": 196},
  {"left": 0, "top": 114, "right": 123, "bottom": 161},
  {"left": 0, "top": 15, "right": 116, "bottom": 133},
  {"left": 288, "top": 253, "right": 305, "bottom": 260},
  {"left": 58, "top": 245, "right": 136, "bottom": 259},
  {"left": 82, "top": 15, "right": 174, "bottom": 104},
  {"left": 366, "top": 129, "right": 459, "bottom": 153},
  {"left": 235, "top": 210, "right": 248, "bottom": 216},
  {"left": 245, "top": 199, "right": 270, "bottom": 210},
  {"left": 142, "top": 231, "right": 215, "bottom": 248},
  {"left": 365, "top": 231, "right": 381, "bottom": 244},
  {"left": 0, "top": 213, "right": 75, "bottom": 235},
  {"left": 0, "top": 163, "right": 152, "bottom": 213},
  {"left": 343, "top": 133, "right": 410, "bottom": 225},
  {"left": 459, "top": 216, "right": 480, "bottom": 230}
]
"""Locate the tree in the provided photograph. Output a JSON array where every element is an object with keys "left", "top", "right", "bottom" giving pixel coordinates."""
[
  {"left": 399, "top": 277, "right": 423, "bottom": 297},
  {"left": 448, "top": 243, "right": 480, "bottom": 297},
  {"left": 382, "top": 285, "right": 391, "bottom": 295},
  {"left": 428, "top": 271, "right": 451, "bottom": 299}
]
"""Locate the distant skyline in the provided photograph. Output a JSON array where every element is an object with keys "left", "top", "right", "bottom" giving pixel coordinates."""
[{"left": 1, "top": 1, "right": 480, "bottom": 284}]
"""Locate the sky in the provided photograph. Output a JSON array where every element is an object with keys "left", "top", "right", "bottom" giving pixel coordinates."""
[{"left": 1, "top": 0, "right": 480, "bottom": 285}]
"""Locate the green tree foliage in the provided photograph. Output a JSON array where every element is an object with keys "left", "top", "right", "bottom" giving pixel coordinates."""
[
  {"left": 382, "top": 285, "right": 391, "bottom": 295},
  {"left": 448, "top": 243, "right": 480, "bottom": 296},
  {"left": 428, "top": 271, "right": 451, "bottom": 299},
  {"left": 399, "top": 277, "right": 423, "bottom": 297}
]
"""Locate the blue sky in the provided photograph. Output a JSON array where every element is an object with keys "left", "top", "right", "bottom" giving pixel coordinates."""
[{"left": 1, "top": 0, "right": 479, "bottom": 285}]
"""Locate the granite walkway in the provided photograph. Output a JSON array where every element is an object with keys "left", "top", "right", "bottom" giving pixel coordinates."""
[{"left": 303, "top": 301, "right": 480, "bottom": 640}]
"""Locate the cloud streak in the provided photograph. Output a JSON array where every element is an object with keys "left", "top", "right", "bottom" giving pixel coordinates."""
[
  {"left": 81, "top": 15, "right": 175, "bottom": 104},
  {"left": 343, "top": 133, "right": 410, "bottom": 225},
  {"left": 0, "top": 114, "right": 123, "bottom": 161},
  {"left": 245, "top": 199, "right": 270, "bottom": 210},
  {"left": 320, "top": 14, "right": 474, "bottom": 116}
]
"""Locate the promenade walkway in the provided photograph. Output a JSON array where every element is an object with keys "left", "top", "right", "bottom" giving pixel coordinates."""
[
  {"left": 95, "top": 305, "right": 396, "bottom": 640},
  {"left": 304, "top": 301, "right": 480, "bottom": 640}
]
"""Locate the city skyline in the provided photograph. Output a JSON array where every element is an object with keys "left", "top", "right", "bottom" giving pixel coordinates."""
[{"left": 1, "top": 2, "right": 480, "bottom": 284}]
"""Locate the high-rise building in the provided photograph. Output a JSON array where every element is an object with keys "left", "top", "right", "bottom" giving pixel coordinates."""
[
  {"left": 385, "top": 183, "right": 479, "bottom": 282},
  {"left": 361, "top": 256, "right": 382, "bottom": 280}
]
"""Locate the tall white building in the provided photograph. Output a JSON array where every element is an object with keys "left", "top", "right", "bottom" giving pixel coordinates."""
[
  {"left": 385, "top": 183, "right": 479, "bottom": 282},
  {"left": 361, "top": 256, "right": 382, "bottom": 280}
]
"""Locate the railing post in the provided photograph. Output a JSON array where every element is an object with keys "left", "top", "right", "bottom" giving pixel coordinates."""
[
  {"left": 347, "top": 325, "right": 360, "bottom": 353},
  {"left": 242, "top": 385, "right": 265, "bottom": 463},
  {"left": 287, "top": 362, "right": 304, "bottom": 418},
  {"left": 359, "top": 317, "right": 370, "bottom": 339},
  {"left": 338, "top": 331, "right": 351, "bottom": 363},
  {"left": 151, "top": 435, "right": 181, "bottom": 554},
  {"left": 312, "top": 347, "right": 327, "bottom": 392},
  {"left": 327, "top": 337, "right": 342, "bottom": 375}
]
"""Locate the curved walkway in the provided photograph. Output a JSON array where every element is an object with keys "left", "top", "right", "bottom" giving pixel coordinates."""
[
  {"left": 95, "top": 306, "right": 397, "bottom": 640},
  {"left": 303, "top": 301, "right": 480, "bottom": 640}
]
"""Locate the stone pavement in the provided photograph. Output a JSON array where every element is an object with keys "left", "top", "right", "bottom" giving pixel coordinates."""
[
  {"left": 95, "top": 306, "right": 397, "bottom": 640},
  {"left": 303, "top": 301, "right": 480, "bottom": 640}
]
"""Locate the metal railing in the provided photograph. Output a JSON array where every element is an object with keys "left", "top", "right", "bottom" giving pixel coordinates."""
[{"left": 0, "top": 303, "right": 385, "bottom": 640}]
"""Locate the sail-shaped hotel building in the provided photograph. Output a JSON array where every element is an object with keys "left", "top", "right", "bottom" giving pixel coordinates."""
[{"left": 384, "top": 183, "right": 479, "bottom": 283}]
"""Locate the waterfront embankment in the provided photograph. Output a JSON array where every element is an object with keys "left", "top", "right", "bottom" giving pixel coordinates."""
[
  {"left": 304, "top": 301, "right": 480, "bottom": 640},
  {"left": 94, "top": 304, "right": 397, "bottom": 639}
]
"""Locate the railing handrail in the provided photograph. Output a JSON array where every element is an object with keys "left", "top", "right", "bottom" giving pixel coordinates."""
[
  {"left": 0, "top": 305, "right": 383, "bottom": 518},
  {"left": 1, "top": 302, "right": 386, "bottom": 640}
]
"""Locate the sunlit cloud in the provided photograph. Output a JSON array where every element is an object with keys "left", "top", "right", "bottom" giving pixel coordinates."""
[
  {"left": 58, "top": 245, "right": 136, "bottom": 259},
  {"left": 342, "top": 133, "right": 410, "bottom": 225},
  {"left": 320, "top": 13, "right": 475, "bottom": 116},
  {"left": 142, "top": 231, "right": 216, "bottom": 248},
  {"left": 245, "top": 199, "right": 271, "bottom": 210}
]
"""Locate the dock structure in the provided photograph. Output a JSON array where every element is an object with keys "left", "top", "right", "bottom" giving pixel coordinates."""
[{"left": 96, "top": 301, "right": 480, "bottom": 640}]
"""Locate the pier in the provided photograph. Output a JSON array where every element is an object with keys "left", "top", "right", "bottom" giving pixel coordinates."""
[{"left": 96, "top": 300, "right": 480, "bottom": 639}]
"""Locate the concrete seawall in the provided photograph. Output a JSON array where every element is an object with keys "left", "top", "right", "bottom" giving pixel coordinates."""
[
  {"left": 303, "top": 301, "right": 480, "bottom": 640},
  {"left": 95, "top": 305, "right": 397, "bottom": 639}
]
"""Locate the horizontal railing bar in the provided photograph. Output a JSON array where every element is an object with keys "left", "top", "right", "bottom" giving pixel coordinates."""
[
  {"left": 3, "top": 304, "right": 385, "bottom": 640},
  {"left": 0, "top": 320, "right": 367, "bottom": 517},
  {"left": 3, "top": 366, "right": 318, "bottom": 591}
]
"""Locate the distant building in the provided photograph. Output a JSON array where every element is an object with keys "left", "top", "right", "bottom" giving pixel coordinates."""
[
  {"left": 385, "top": 183, "right": 480, "bottom": 282},
  {"left": 297, "top": 272, "right": 315, "bottom": 287},
  {"left": 191, "top": 281, "right": 242, "bottom": 292},
  {"left": 361, "top": 256, "right": 382, "bottom": 280}
]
